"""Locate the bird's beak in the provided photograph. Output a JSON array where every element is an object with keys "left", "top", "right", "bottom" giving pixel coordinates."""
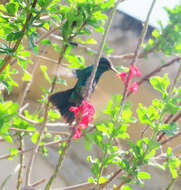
[{"left": 110, "top": 65, "right": 119, "bottom": 74}]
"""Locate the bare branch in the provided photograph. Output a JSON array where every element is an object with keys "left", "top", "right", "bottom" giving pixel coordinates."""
[{"left": 25, "top": 44, "right": 67, "bottom": 186}]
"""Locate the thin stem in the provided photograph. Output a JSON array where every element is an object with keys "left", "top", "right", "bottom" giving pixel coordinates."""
[
  {"left": 130, "top": 0, "right": 156, "bottom": 65},
  {"left": 0, "top": 125, "right": 95, "bottom": 161},
  {"left": 19, "top": 114, "right": 69, "bottom": 127},
  {"left": 158, "top": 62, "right": 181, "bottom": 142},
  {"left": 0, "top": 139, "right": 67, "bottom": 161},
  {"left": 44, "top": 130, "right": 74, "bottom": 189},
  {"left": 0, "top": 165, "right": 20, "bottom": 190},
  {"left": 36, "top": 27, "right": 59, "bottom": 44},
  {"left": 100, "top": 168, "right": 123, "bottom": 189},
  {"left": 118, "top": 0, "right": 157, "bottom": 117},
  {"left": 57, "top": 182, "right": 93, "bottom": 190},
  {"left": 10, "top": 127, "right": 70, "bottom": 136},
  {"left": 16, "top": 135, "right": 24, "bottom": 189},
  {"left": 84, "top": 0, "right": 124, "bottom": 100},
  {"left": 25, "top": 44, "right": 67, "bottom": 186},
  {"left": 166, "top": 178, "right": 177, "bottom": 190}
]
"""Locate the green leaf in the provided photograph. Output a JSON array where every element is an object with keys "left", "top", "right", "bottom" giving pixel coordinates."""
[
  {"left": 137, "top": 104, "right": 153, "bottom": 126},
  {"left": 163, "top": 101, "right": 179, "bottom": 114},
  {"left": 67, "top": 55, "right": 86, "bottom": 69},
  {"left": 31, "top": 132, "right": 39, "bottom": 144},
  {"left": 137, "top": 172, "right": 151, "bottom": 179},
  {"left": 10, "top": 147, "right": 18, "bottom": 156},
  {"left": 121, "top": 185, "right": 132, "bottom": 190},
  {"left": 85, "top": 38, "right": 97, "bottom": 44},
  {"left": 94, "top": 26, "right": 104, "bottom": 34},
  {"left": 88, "top": 176, "right": 96, "bottom": 184},
  {"left": 169, "top": 168, "right": 178, "bottom": 179},
  {"left": 4, "top": 135, "right": 13, "bottom": 143},
  {"left": 43, "top": 23, "right": 49, "bottom": 31},
  {"left": 40, "top": 39, "right": 51, "bottom": 45},
  {"left": 98, "top": 176, "right": 107, "bottom": 184},
  {"left": 6, "top": 2, "right": 18, "bottom": 16},
  {"left": 150, "top": 74, "right": 170, "bottom": 94},
  {"left": 161, "top": 123, "right": 179, "bottom": 136},
  {"left": 22, "top": 71, "right": 32, "bottom": 81},
  {"left": 96, "top": 124, "right": 107, "bottom": 133},
  {"left": 40, "top": 65, "right": 51, "bottom": 83},
  {"left": 7, "top": 32, "right": 23, "bottom": 41},
  {"left": 19, "top": 51, "right": 31, "bottom": 57}
]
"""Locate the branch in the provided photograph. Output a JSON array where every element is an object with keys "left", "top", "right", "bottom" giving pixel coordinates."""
[
  {"left": 16, "top": 135, "right": 24, "bottom": 189},
  {"left": 0, "top": 164, "right": 20, "bottom": 189},
  {"left": 84, "top": 0, "right": 123, "bottom": 100},
  {"left": 10, "top": 127, "right": 70, "bottom": 136},
  {"left": 127, "top": 57, "right": 181, "bottom": 97},
  {"left": 25, "top": 44, "right": 67, "bottom": 186},
  {"left": 44, "top": 128, "right": 75, "bottom": 189},
  {"left": 59, "top": 183, "right": 93, "bottom": 190},
  {"left": 119, "top": 0, "right": 156, "bottom": 118},
  {"left": 0, "top": 138, "right": 67, "bottom": 161},
  {"left": 36, "top": 27, "right": 59, "bottom": 44},
  {"left": 19, "top": 114, "right": 69, "bottom": 127}
]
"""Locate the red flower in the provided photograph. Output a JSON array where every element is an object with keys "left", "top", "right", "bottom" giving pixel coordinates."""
[
  {"left": 73, "top": 127, "right": 81, "bottom": 140},
  {"left": 129, "top": 65, "right": 141, "bottom": 79},
  {"left": 117, "top": 72, "right": 127, "bottom": 83},
  {"left": 69, "top": 106, "right": 81, "bottom": 118},
  {"left": 69, "top": 100, "right": 95, "bottom": 139},
  {"left": 129, "top": 81, "right": 139, "bottom": 93}
]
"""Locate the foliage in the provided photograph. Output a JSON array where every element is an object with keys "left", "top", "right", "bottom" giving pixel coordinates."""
[{"left": 0, "top": 0, "right": 181, "bottom": 190}]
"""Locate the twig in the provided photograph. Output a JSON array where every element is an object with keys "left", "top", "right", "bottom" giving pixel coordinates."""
[
  {"left": 17, "top": 46, "right": 48, "bottom": 189},
  {"left": 18, "top": 114, "right": 69, "bottom": 127},
  {"left": 0, "top": 164, "right": 20, "bottom": 190},
  {"left": 44, "top": 129, "right": 74, "bottom": 190},
  {"left": 18, "top": 46, "right": 48, "bottom": 108},
  {"left": 32, "top": 178, "right": 46, "bottom": 187},
  {"left": 165, "top": 168, "right": 181, "bottom": 190},
  {"left": 84, "top": 0, "right": 123, "bottom": 100},
  {"left": 0, "top": 139, "right": 67, "bottom": 161},
  {"left": 0, "top": 124, "right": 96, "bottom": 161},
  {"left": 44, "top": 126, "right": 96, "bottom": 189},
  {"left": 119, "top": 0, "right": 157, "bottom": 116},
  {"left": 158, "top": 62, "right": 181, "bottom": 142},
  {"left": 100, "top": 168, "right": 123, "bottom": 189},
  {"left": 17, "top": 135, "right": 24, "bottom": 189},
  {"left": 161, "top": 129, "right": 181, "bottom": 146},
  {"left": 166, "top": 178, "right": 177, "bottom": 190},
  {"left": 10, "top": 127, "right": 70, "bottom": 136},
  {"left": 127, "top": 57, "right": 181, "bottom": 97},
  {"left": 158, "top": 111, "right": 181, "bottom": 143},
  {"left": 36, "top": 27, "right": 59, "bottom": 44},
  {"left": 59, "top": 183, "right": 93, "bottom": 190},
  {"left": 25, "top": 44, "right": 67, "bottom": 186}
]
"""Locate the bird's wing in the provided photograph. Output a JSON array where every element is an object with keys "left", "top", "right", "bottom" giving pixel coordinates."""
[
  {"left": 74, "top": 65, "right": 93, "bottom": 80},
  {"left": 69, "top": 66, "right": 93, "bottom": 104}
]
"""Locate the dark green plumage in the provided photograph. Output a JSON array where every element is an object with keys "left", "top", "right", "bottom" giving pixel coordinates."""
[{"left": 49, "top": 57, "right": 116, "bottom": 124}]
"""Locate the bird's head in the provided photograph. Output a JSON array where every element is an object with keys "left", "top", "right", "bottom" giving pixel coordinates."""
[{"left": 98, "top": 57, "right": 118, "bottom": 73}]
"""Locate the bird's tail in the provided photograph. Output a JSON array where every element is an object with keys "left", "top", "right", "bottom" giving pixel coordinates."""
[{"left": 49, "top": 88, "right": 76, "bottom": 124}]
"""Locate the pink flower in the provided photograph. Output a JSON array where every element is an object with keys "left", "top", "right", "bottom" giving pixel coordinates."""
[
  {"left": 73, "top": 127, "right": 81, "bottom": 139},
  {"left": 129, "top": 65, "right": 141, "bottom": 79},
  {"left": 69, "top": 106, "right": 81, "bottom": 118},
  {"left": 69, "top": 100, "right": 95, "bottom": 139},
  {"left": 129, "top": 81, "right": 139, "bottom": 93},
  {"left": 117, "top": 72, "right": 127, "bottom": 83}
]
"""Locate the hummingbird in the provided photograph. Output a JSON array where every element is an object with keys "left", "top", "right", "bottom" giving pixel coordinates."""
[{"left": 49, "top": 57, "right": 117, "bottom": 124}]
